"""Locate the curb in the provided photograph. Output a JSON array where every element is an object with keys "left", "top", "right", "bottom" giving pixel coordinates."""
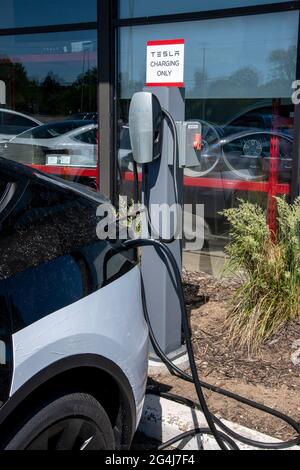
[{"left": 138, "top": 394, "right": 300, "bottom": 450}]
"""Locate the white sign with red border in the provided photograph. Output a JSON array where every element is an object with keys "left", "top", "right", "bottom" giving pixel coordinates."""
[{"left": 146, "top": 39, "right": 185, "bottom": 87}]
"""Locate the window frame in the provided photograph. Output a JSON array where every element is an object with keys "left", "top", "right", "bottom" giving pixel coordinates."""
[
  {"left": 0, "top": 0, "right": 110, "bottom": 196},
  {"left": 116, "top": 1, "right": 300, "bottom": 25},
  {"left": 116, "top": 0, "right": 300, "bottom": 202},
  {"left": 0, "top": 1, "right": 299, "bottom": 201}
]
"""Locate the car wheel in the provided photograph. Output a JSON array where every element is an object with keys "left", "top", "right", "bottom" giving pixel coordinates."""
[{"left": 2, "top": 392, "right": 115, "bottom": 450}]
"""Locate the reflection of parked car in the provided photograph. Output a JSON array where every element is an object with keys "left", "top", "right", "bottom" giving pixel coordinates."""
[
  {"left": 183, "top": 122, "right": 293, "bottom": 182},
  {"left": 184, "top": 103, "right": 294, "bottom": 180},
  {"left": 2, "top": 120, "right": 97, "bottom": 168},
  {"left": 118, "top": 120, "right": 293, "bottom": 182},
  {"left": 120, "top": 117, "right": 294, "bottom": 244},
  {"left": 220, "top": 130, "right": 293, "bottom": 182},
  {"left": 0, "top": 157, "right": 148, "bottom": 450},
  {"left": 0, "top": 109, "right": 42, "bottom": 143},
  {"left": 69, "top": 112, "right": 98, "bottom": 121},
  {"left": 118, "top": 126, "right": 135, "bottom": 172},
  {"left": 222, "top": 103, "right": 294, "bottom": 138}
]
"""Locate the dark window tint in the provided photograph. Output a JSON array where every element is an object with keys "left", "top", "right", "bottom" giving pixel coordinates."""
[
  {"left": 0, "top": 0, "right": 97, "bottom": 28},
  {"left": 0, "top": 111, "right": 39, "bottom": 136},
  {"left": 119, "top": 127, "right": 131, "bottom": 150},
  {"left": 73, "top": 128, "right": 97, "bottom": 144},
  {"left": 0, "top": 29, "right": 98, "bottom": 188},
  {"left": 0, "top": 179, "right": 8, "bottom": 200},
  {"left": 70, "top": 113, "right": 98, "bottom": 121},
  {"left": 119, "top": 0, "right": 292, "bottom": 18},
  {"left": 0, "top": 162, "right": 135, "bottom": 331},
  {"left": 117, "top": 10, "right": 298, "bottom": 274},
  {"left": 19, "top": 121, "right": 93, "bottom": 139},
  {"left": 230, "top": 115, "right": 265, "bottom": 129},
  {"left": 0, "top": 175, "right": 101, "bottom": 282},
  {"left": 3, "top": 112, "right": 37, "bottom": 128}
]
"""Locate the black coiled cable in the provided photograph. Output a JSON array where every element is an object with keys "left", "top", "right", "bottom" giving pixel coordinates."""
[{"left": 114, "top": 238, "right": 300, "bottom": 450}]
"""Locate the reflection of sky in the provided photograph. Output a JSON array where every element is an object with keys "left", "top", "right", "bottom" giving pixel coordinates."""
[
  {"left": 0, "top": 31, "right": 97, "bottom": 84},
  {"left": 119, "top": 11, "right": 299, "bottom": 99},
  {"left": 0, "top": 0, "right": 96, "bottom": 28},
  {"left": 120, "top": 0, "right": 292, "bottom": 18}
]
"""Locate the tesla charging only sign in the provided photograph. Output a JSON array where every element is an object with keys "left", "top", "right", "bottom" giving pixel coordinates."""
[{"left": 146, "top": 39, "right": 185, "bottom": 87}]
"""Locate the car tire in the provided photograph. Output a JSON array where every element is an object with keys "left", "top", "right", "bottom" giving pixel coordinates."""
[{"left": 2, "top": 392, "right": 116, "bottom": 450}]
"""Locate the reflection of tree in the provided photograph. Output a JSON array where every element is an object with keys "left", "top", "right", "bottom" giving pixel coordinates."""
[
  {"left": 118, "top": 70, "right": 144, "bottom": 99},
  {"left": 259, "top": 46, "right": 297, "bottom": 98},
  {"left": 71, "top": 67, "right": 97, "bottom": 112},
  {"left": 0, "top": 57, "right": 35, "bottom": 111},
  {"left": 189, "top": 70, "right": 208, "bottom": 99},
  {"left": 208, "top": 67, "right": 260, "bottom": 97},
  {"left": 40, "top": 72, "right": 63, "bottom": 114},
  {"left": 269, "top": 45, "right": 296, "bottom": 84},
  {"left": 191, "top": 46, "right": 296, "bottom": 100},
  {"left": 0, "top": 57, "right": 98, "bottom": 118}
]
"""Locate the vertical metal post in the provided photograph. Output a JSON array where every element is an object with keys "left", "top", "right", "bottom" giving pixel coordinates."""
[
  {"left": 291, "top": 10, "right": 300, "bottom": 201},
  {"left": 98, "top": 0, "right": 117, "bottom": 203},
  {"left": 141, "top": 87, "right": 186, "bottom": 360}
]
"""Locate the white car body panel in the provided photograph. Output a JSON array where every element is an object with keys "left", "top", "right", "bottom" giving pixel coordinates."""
[
  {"left": 11, "top": 266, "right": 149, "bottom": 426},
  {"left": 8, "top": 124, "right": 97, "bottom": 167}
]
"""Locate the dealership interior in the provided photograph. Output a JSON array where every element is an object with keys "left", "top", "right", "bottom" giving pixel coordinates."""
[{"left": 0, "top": 0, "right": 300, "bottom": 275}]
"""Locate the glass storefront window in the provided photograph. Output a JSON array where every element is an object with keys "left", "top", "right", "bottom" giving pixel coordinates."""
[
  {"left": 0, "top": 30, "right": 98, "bottom": 189},
  {"left": 119, "top": 0, "right": 293, "bottom": 19},
  {"left": 0, "top": 0, "right": 97, "bottom": 29},
  {"left": 117, "top": 10, "right": 299, "bottom": 274}
]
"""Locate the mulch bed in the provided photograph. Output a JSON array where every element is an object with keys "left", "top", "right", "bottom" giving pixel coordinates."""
[{"left": 150, "top": 270, "right": 300, "bottom": 442}]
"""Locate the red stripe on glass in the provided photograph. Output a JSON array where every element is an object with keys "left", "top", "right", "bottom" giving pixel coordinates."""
[
  {"left": 123, "top": 172, "right": 290, "bottom": 195},
  {"left": 28, "top": 164, "right": 97, "bottom": 178}
]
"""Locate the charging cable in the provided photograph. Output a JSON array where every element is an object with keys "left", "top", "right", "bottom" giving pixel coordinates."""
[
  {"left": 105, "top": 238, "right": 300, "bottom": 450},
  {"left": 124, "top": 106, "right": 300, "bottom": 450}
]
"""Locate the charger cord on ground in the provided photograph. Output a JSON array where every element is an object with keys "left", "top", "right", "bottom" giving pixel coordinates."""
[
  {"left": 124, "top": 106, "right": 300, "bottom": 450},
  {"left": 106, "top": 238, "right": 300, "bottom": 451}
]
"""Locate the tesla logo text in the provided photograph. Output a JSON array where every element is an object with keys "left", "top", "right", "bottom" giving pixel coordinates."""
[{"left": 150, "top": 50, "right": 180, "bottom": 58}]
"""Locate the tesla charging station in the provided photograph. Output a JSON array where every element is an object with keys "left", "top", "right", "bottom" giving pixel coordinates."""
[
  {"left": 129, "top": 38, "right": 202, "bottom": 366},
  {"left": 141, "top": 86, "right": 186, "bottom": 363}
]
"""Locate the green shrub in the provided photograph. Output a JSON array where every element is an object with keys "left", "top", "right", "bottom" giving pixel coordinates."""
[{"left": 222, "top": 197, "right": 300, "bottom": 352}]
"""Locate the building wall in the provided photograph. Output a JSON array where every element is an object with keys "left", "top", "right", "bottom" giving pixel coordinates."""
[
  {"left": 0, "top": 1, "right": 299, "bottom": 275},
  {"left": 116, "top": 1, "right": 300, "bottom": 275}
]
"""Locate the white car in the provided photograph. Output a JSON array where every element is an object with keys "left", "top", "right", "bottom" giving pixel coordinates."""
[
  {"left": 2, "top": 120, "right": 98, "bottom": 168},
  {"left": 0, "top": 158, "right": 148, "bottom": 450},
  {"left": 0, "top": 108, "right": 42, "bottom": 143}
]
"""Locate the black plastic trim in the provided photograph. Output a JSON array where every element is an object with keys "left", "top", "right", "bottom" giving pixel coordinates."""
[
  {"left": 0, "top": 22, "right": 97, "bottom": 37},
  {"left": 98, "top": 0, "right": 118, "bottom": 202},
  {"left": 116, "top": 1, "right": 300, "bottom": 27}
]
